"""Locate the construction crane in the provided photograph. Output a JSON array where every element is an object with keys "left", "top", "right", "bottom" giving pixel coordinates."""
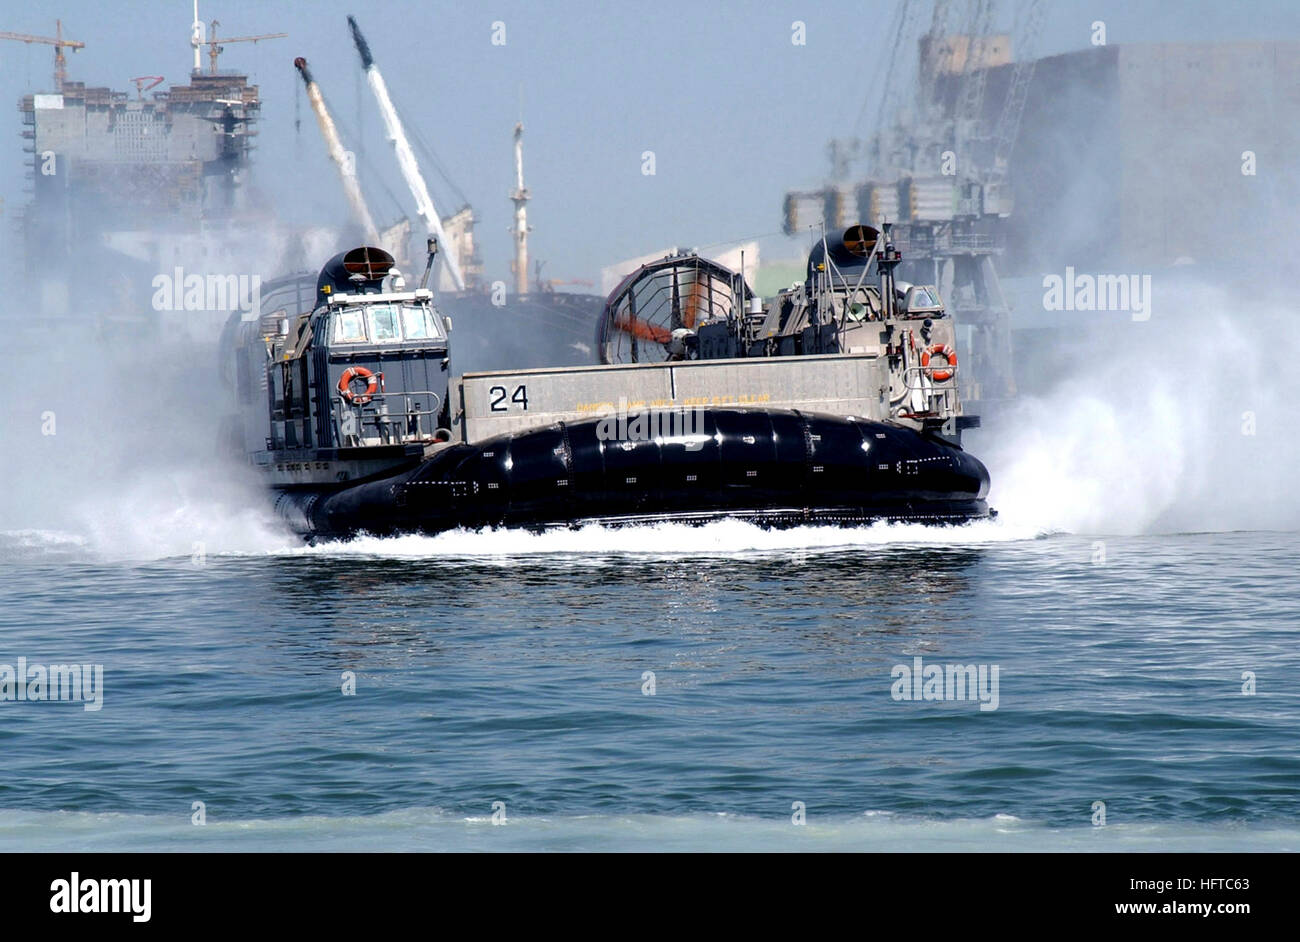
[
  {"left": 989, "top": 0, "right": 1046, "bottom": 182},
  {"left": 951, "top": 0, "right": 999, "bottom": 162},
  {"left": 201, "top": 21, "right": 287, "bottom": 74},
  {"left": 189, "top": 2, "right": 285, "bottom": 75},
  {"left": 913, "top": 0, "right": 958, "bottom": 136},
  {"left": 860, "top": 0, "right": 922, "bottom": 178},
  {"left": 0, "top": 20, "right": 85, "bottom": 88}
]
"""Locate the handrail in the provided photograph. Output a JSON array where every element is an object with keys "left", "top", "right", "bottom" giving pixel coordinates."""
[
  {"left": 891, "top": 364, "right": 960, "bottom": 421},
  {"left": 331, "top": 389, "right": 444, "bottom": 446}
]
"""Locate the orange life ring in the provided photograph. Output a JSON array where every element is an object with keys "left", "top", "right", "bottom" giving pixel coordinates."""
[
  {"left": 338, "top": 366, "right": 379, "bottom": 405},
  {"left": 921, "top": 344, "right": 957, "bottom": 382}
]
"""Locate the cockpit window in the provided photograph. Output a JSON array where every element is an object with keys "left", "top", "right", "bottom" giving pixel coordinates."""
[
  {"left": 332, "top": 303, "right": 441, "bottom": 345},
  {"left": 332, "top": 309, "right": 367, "bottom": 343},
  {"left": 908, "top": 287, "right": 940, "bottom": 309},
  {"left": 401, "top": 305, "right": 441, "bottom": 340},
  {"left": 368, "top": 305, "right": 401, "bottom": 342}
]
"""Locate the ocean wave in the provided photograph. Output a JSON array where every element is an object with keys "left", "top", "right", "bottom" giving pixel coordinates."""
[{"left": 0, "top": 807, "right": 1291, "bottom": 852}]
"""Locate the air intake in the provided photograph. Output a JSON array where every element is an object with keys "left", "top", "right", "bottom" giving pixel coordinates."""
[{"left": 316, "top": 245, "right": 396, "bottom": 301}]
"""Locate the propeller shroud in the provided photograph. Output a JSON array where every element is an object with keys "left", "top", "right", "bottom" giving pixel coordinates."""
[{"left": 596, "top": 253, "right": 752, "bottom": 364}]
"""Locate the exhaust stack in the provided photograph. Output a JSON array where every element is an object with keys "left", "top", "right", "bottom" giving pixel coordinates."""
[
  {"left": 347, "top": 16, "right": 465, "bottom": 291},
  {"left": 294, "top": 56, "right": 380, "bottom": 245}
]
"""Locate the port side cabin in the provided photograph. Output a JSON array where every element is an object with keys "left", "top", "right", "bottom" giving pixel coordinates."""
[
  {"left": 270, "top": 287, "right": 451, "bottom": 452},
  {"left": 223, "top": 247, "right": 454, "bottom": 488}
]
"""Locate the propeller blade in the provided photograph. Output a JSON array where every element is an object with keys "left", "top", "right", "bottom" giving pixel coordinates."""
[{"left": 613, "top": 312, "right": 672, "bottom": 345}]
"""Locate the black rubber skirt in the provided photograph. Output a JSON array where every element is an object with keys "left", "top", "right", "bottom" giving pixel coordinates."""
[{"left": 278, "top": 408, "right": 992, "bottom": 538}]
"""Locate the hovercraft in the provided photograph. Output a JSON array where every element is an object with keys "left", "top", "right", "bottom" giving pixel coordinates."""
[{"left": 221, "top": 224, "right": 990, "bottom": 540}]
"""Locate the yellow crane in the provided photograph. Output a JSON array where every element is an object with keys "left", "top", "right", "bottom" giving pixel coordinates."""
[
  {"left": 0, "top": 19, "right": 85, "bottom": 88},
  {"left": 199, "top": 20, "right": 287, "bottom": 75}
]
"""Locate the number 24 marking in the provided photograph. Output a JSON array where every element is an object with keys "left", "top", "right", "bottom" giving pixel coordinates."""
[{"left": 489, "top": 384, "right": 529, "bottom": 412}]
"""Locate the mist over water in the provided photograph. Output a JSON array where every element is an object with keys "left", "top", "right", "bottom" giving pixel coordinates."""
[
  {"left": 2, "top": 326, "right": 295, "bottom": 563},
  {"left": 5, "top": 274, "right": 1295, "bottom": 562},
  {"left": 982, "top": 280, "right": 1298, "bottom": 537}
]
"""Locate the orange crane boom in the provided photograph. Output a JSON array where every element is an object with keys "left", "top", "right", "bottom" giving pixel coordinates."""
[
  {"left": 130, "top": 75, "right": 165, "bottom": 99},
  {"left": 0, "top": 19, "right": 85, "bottom": 88}
]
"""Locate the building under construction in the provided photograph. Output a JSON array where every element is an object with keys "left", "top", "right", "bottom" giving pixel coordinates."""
[
  {"left": 8, "top": 10, "right": 286, "bottom": 324},
  {"left": 20, "top": 72, "right": 259, "bottom": 256}
]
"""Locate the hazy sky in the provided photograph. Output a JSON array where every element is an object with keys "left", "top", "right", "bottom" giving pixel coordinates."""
[{"left": 4, "top": 0, "right": 1300, "bottom": 283}]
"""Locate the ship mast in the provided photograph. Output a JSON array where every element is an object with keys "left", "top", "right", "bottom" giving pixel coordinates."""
[{"left": 510, "top": 122, "right": 531, "bottom": 296}]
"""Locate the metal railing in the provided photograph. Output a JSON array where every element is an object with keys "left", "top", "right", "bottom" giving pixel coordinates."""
[
  {"left": 890, "top": 365, "right": 960, "bottom": 420},
  {"left": 891, "top": 230, "right": 1003, "bottom": 254},
  {"left": 330, "top": 390, "right": 444, "bottom": 447}
]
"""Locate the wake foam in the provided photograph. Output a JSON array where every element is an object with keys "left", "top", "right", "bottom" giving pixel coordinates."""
[{"left": 287, "top": 516, "right": 1041, "bottom": 562}]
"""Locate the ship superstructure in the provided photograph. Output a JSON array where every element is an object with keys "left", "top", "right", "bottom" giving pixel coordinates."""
[
  {"left": 781, "top": 0, "right": 1044, "bottom": 404},
  {"left": 782, "top": 1, "right": 1300, "bottom": 405}
]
